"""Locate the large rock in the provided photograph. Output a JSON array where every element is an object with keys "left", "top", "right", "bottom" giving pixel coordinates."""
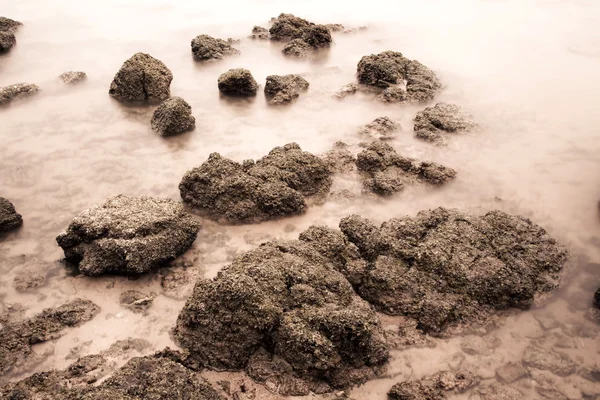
[
  {"left": 191, "top": 34, "right": 240, "bottom": 61},
  {"left": 179, "top": 143, "right": 332, "bottom": 224},
  {"left": 109, "top": 53, "right": 173, "bottom": 103},
  {"left": 249, "top": 26, "right": 270, "bottom": 39},
  {"left": 0, "top": 31, "right": 16, "bottom": 52},
  {"left": 0, "top": 17, "right": 22, "bottom": 33},
  {"left": 301, "top": 24, "right": 332, "bottom": 48},
  {"left": 358, "top": 116, "right": 401, "bottom": 140},
  {"left": 151, "top": 96, "right": 195, "bottom": 136},
  {"left": 269, "top": 13, "right": 312, "bottom": 41},
  {"left": 264, "top": 74, "right": 309, "bottom": 105},
  {"left": 0, "top": 299, "right": 100, "bottom": 375},
  {"left": 59, "top": 71, "right": 87, "bottom": 84},
  {"left": 0, "top": 197, "right": 23, "bottom": 231},
  {"left": 0, "top": 83, "right": 39, "bottom": 105},
  {"left": 387, "top": 371, "right": 479, "bottom": 400},
  {"left": 356, "top": 141, "right": 456, "bottom": 196},
  {"left": 217, "top": 68, "right": 258, "bottom": 96},
  {"left": 56, "top": 195, "right": 200, "bottom": 276},
  {"left": 414, "top": 103, "right": 475, "bottom": 144}
]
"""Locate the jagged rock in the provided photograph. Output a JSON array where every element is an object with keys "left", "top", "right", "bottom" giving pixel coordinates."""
[
  {"left": 269, "top": 13, "right": 312, "bottom": 41},
  {"left": 217, "top": 68, "right": 258, "bottom": 96},
  {"left": 356, "top": 141, "right": 456, "bottom": 196},
  {"left": 109, "top": 53, "right": 173, "bottom": 103},
  {"left": 0, "top": 299, "right": 100, "bottom": 375},
  {"left": 151, "top": 96, "right": 195, "bottom": 136},
  {"left": 477, "top": 384, "right": 523, "bottom": 400},
  {"left": 249, "top": 26, "right": 270, "bottom": 39},
  {"left": 334, "top": 83, "right": 360, "bottom": 99},
  {"left": 496, "top": 361, "right": 529, "bottom": 383},
  {"left": 0, "top": 31, "right": 16, "bottom": 52},
  {"left": 414, "top": 103, "right": 475, "bottom": 144},
  {"left": 179, "top": 143, "right": 332, "bottom": 224},
  {"left": 59, "top": 71, "right": 87, "bottom": 84},
  {"left": 0, "top": 197, "right": 23, "bottom": 231},
  {"left": 0, "top": 83, "right": 39, "bottom": 105},
  {"left": 522, "top": 345, "right": 577, "bottom": 377},
  {"left": 357, "top": 116, "right": 401, "bottom": 140},
  {"left": 191, "top": 34, "right": 240, "bottom": 61},
  {"left": 56, "top": 195, "right": 200, "bottom": 276},
  {"left": 0, "top": 17, "right": 22, "bottom": 33},
  {"left": 387, "top": 371, "right": 479, "bottom": 400},
  {"left": 264, "top": 74, "right": 309, "bottom": 105},
  {"left": 119, "top": 290, "right": 155, "bottom": 313},
  {"left": 377, "top": 85, "right": 408, "bottom": 103}
]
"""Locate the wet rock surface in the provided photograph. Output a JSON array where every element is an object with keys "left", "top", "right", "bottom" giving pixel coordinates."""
[
  {"left": 0, "top": 31, "right": 16, "bottom": 52},
  {"left": 56, "top": 195, "right": 201, "bottom": 276},
  {"left": 191, "top": 34, "right": 240, "bottom": 61},
  {"left": 179, "top": 143, "right": 332, "bottom": 224},
  {"left": 264, "top": 74, "right": 309, "bottom": 105},
  {"left": 0, "top": 17, "right": 22, "bottom": 33},
  {"left": 217, "top": 68, "right": 259, "bottom": 96},
  {"left": 356, "top": 141, "right": 456, "bottom": 196},
  {"left": 0, "top": 299, "right": 100, "bottom": 375},
  {"left": 151, "top": 96, "right": 196, "bottom": 136},
  {"left": 414, "top": 103, "right": 475, "bottom": 144},
  {"left": 109, "top": 53, "right": 173, "bottom": 103},
  {"left": 0, "top": 197, "right": 23, "bottom": 231},
  {"left": 387, "top": 371, "right": 479, "bottom": 399},
  {"left": 59, "top": 71, "right": 87, "bottom": 84},
  {"left": 358, "top": 116, "right": 401, "bottom": 140},
  {"left": 0, "top": 83, "right": 40, "bottom": 105}
]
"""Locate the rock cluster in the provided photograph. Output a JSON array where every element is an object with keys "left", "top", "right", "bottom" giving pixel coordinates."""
[
  {"left": 217, "top": 68, "right": 258, "bottom": 96},
  {"left": 0, "top": 17, "right": 21, "bottom": 52},
  {"left": 59, "top": 71, "right": 87, "bottom": 84},
  {"left": 388, "top": 371, "right": 479, "bottom": 400},
  {"left": 109, "top": 53, "right": 173, "bottom": 103},
  {"left": 179, "top": 143, "right": 332, "bottom": 224},
  {"left": 0, "top": 83, "right": 39, "bottom": 105},
  {"left": 151, "top": 96, "right": 195, "bottom": 136},
  {"left": 414, "top": 103, "right": 475, "bottom": 144},
  {"left": 264, "top": 74, "right": 309, "bottom": 105},
  {"left": 191, "top": 34, "right": 240, "bottom": 61},
  {"left": 0, "top": 196, "right": 23, "bottom": 231},
  {"left": 357, "top": 116, "right": 401, "bottom": 140},
  {"left": 56, "top": 195, "right": 200, "bottom": 276}
]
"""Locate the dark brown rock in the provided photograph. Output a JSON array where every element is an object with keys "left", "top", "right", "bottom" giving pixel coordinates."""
[
  {"left": 217, "top": 68, "right": 258, "bottom": 96},
  {"left": 0, "top": 197, "right": 23, "bottom": 231},
  {"left": 109, "top": 53, "right": 173, "bottom": 103}
]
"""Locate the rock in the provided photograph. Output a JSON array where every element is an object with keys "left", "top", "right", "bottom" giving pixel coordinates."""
[
  {"left": 387, "top": 371, "right": 479, "bottom": 400},
  {"left": 109, "top": 53, "right": 173, "bottom": 103},
  {"left": 217, "top": 68, "right": 258, "bottom": 96},
  {"left": 13, "top": 273, "right": 46, "bottom": 292},
  {"left": 56, "top": 195, "right": 200, "bottom": 276},
  {"left": 59, "top": 71, "right": 87, "bottom": 84},
  {"left": 322, "top": 142, "right": 356, "bottom": 173},
  {"left": 357, "top": 116, "right": 401, "bottom": 140},
  {"left": 301, "top": 24, "right": 332, "bottom": 48},
  {"left": 534, "top": 314, "right": 561, "bottom": 330},
  {"left": 0, "top": 17, "right": 22, "bottom": 33},
  {"left": 191, "top": 34, "right": 240, "bottom": 61},
  {"left": 0, "top": 31, "right": 16, "bottom": 52},
  {"left": 269, "top": 14, "right": 331, "bottom": 57},
  {"left": 377, "top": 85, "right": 408, "bottom": 103},
  {"left": 179, "top": 143, "right": 332, "bottom": 224},
  {"left": 477, "top": 384, "right": 523, "bottom": 400},
  {"left": 0, "top": 299, "right": 100, "bottom": 375},
  {"left": 595, "top": 287, "right": 600, "bottom": 308},
  {"left": 282, "top": 38, "right": 312, "bottom": 58},
  {"left": 496, "top": 361, "right": 529, "bottom": 383},
  {"left": 460, "top": 335, "right": 501, "bottom": 356},
  {"left": 0, "top": 197, "right": 23, "bottom": 231},
  {"left": 334, "top": 83, "right": 360, "bottom": 99},
  {"left": 151, "top": 96, "right": 195, "bottom": 136},
  {"left": 119, "top": 290, "right": 155, "bottom": 313},
  {"left": 249, "top": 26, "right": 270, "bottom": 39},
  {"left": 325, "top": 24, "right": 345, "bottom": 32},
  {"left": 522, "top": 345, "right": 577, "bottom": 377},
  {"left": 264, "top": 74, "right": 309, "bottom": 105},
  {"left": 0, "top": 83, "right": 39, "bottom": 105},
  {"left": 414, "top": 103, "right": 475, "bottom": 144},
  {"left": 355, "top": 141, "right": 456, "bottom": 196},
  {"left": 269, "top": 13, "right": 312, "bottom": 41}
]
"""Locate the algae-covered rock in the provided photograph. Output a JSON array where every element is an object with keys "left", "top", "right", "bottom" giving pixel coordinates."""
[
  {"left": 151, "top": 96, "right": 195, "bottom": 136},
  {"left": 59, "top": 71, "right": 87, "bottom": 84},
  {"left": 0, "top": 83, "right": 39, "bottom": 105},
  {"left": 109, "top": 53, "right": 173, "bottom": 103},
  {"left": 356, "top": 141, "right": 456, "bottom": 196},
  {"left": 217, "top": 68, "right": 258, "bottom": 96},
  {"left": 191, "top": 34, "right": 240, "bottom": 61},
  {"left": 414, "top": 103, "right": 475, "bottom": 144},
  {"left": 56, "top": 195, "right": 200, "bottom": 276},
  {"left": 0, "top": 197, "right": 23, "bottom": 231},
  {"left": 264, "top": 74, "right": 309, "bottom": 105},
  {"left": 388, "top": 371, "right": 479, "bottom": 400},
  {"left": 179, "top": 143, "right": 332, "bottom": 224},
  {"left": 0, "top": 31, "right": 16, "bottom": 52},
  {"left": 0, "top": 299, "right": 100, "bottom": 375},
  {"left": 358, "top": 116, "right": 401, "bottom": 140}
]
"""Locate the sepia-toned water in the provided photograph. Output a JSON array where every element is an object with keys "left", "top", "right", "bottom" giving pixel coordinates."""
[{"left": 1, "top": 0, "right": 600, "bottom": 398}]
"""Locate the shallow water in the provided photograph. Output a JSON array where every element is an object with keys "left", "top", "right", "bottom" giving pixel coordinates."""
[{"left": 1, "top": 0, "right": 600, "bottom": 398}]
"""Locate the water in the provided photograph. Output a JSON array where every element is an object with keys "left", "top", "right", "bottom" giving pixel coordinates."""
[{"left": 1, "top": 0, "right": 600, "bottom": 398}]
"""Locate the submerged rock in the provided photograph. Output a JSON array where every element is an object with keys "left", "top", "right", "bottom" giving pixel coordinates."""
[
  {"left": 269, "top": 13, "right": 312, "bottom": 41},
  {"left": 59, "top": 71, "right": 87, "bottom": 84},
  {"left": 56, "top": 195, "right": 200, "bottom": 276},
  {"left": 0, "top": 31, "right": 16, "bottom": 52},
  {"left": 333, "top": 83, "right": 360, "bottom": 99},
  {"left": 325, "top": 23, "right": 345, "bottom": 32},
  {"left": 522, "top": 345, "right": 577, "bottom": 377},
  {"left": 0, "top": 299, "right": 100, "bottom": 375},
  {"left": 13, "top": 273, "right": 46, "bottom": 292},
  {"left": 0, "top": 83, "right": 39, "bottom": 105},
  {"left": 0, "top": 197, "right": 23, "bottom": 231},
  {"left": 119, "top": 290, "right": 155, "bottom": 313},
  {"left": 322, "top": 142, "right": 356, "bottom": 174},
  {"left": 477, "top": 384, "right": 523, "bottom": 400},
  {"left": 358, "top": 116, "right": 401, "bottom": 140},
  {"left": 496, "top": 361, "right": 528, "bottom": 384},
  {"left": 356, "top": 141, "right": 456, "bottom": 196},
  {"left": 0, "top": 17, "right": 22, "bottom": 33},
  {"left": 191, "top": 34, "right": 240, "bottom": 61},
  {"left": 217, "top": 68, "right": 258, "bottom": 96},
  {"left": 109, "top": 53, "right": 173, "bottom": 103},
  {"left": 377, "top": 85, "right": 408, "bottom": 103},
  {"left": 264, "top": 74, "right": 309, "bottom": 105},
  {"left": 282, "top": 38, "right": 312, "bottom": 58},
  {"left": 151, "top": 96, "right": 195, "bottom": 136},
  {"left": 250, "top": 26, "right": 270, "bottom": 39},
  {"left": 414, "top": 103, "right": 475, "bottom": 144},
  {"left": 387, "top": 371, "right": 479, "bottom": 400},
  {"left": 179, "top": 143, "right": 332, "bottom": 224}
]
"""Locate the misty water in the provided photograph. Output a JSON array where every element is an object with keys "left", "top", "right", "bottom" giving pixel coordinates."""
[{"left": 1, "top": 0, "right": 600, "bottom": 398}]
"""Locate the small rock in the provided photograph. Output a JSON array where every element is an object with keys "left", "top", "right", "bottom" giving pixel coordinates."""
[
  {"left": 59, "top": 71, "right": 87, "bottom": 84},
  {"left": 522, "top": 345, "right": 577, "bottom": 377},
  {"left": 460, "top": 335, "right": 501, "bottom": 356},
  {"left": 282, "top": 38, "right": 312, "bottom": 58},
  {"left": 357, "top": 116, "right": 401, "bottom": 140},
  {"left": 388, "top": 371, "right": 479, "bottom": 400},
  {"left": 496, "top": 361, "right": 529, "bottom": 383},
  {"left": 414, "top": 103, "right": 475, "bottom": 144},
  {"left": 322, "top": 142, "right": 356, "bottom": 173},
  {"left": 191, "top": 34, "right": 240, "bottom": 61},
  {"left": 376, "top": 85, "right": 408, "bottom": 103},
  {"left": 151, "top": 96, "right": 195, "bottom": 136},
  {"left": 0, "top": 83, "right": 39, "bottom": 105},
  {"left": 119, "top": 290, "right": 155, "bottom": 313},
  {"left": 534, "top": 314, "right": 561, "bottom": 330},
  {"left": 264, "top": 74, "right": 309, "bottom": 105},
  {"left": 0, "top": 197, "right": 23, "bottom": 231},
  {"left": 109, "top": 53, "right": 173, "bottom": 103},
  {"left": 249, "top": 26, "right": 270, "bottom": 39},
  {"left": 334, "top": 83, "right": 359, "bottom": 99},
  {"left": 218, "top": 68, "right": 258, "bottom": 96},
  {"left": 477, "top": 383, "right": 523, "bottom": 400},
  {"left": 0, "top": 31, "right": 16, "bottom": 52}
]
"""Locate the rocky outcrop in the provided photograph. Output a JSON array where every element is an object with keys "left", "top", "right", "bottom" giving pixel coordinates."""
[
  {"left": 59, "top": 71, "right": 87, "bottom": 84},
  {"left": 414, "top": 103, "right": 475, "bottom": 144},
  {"left": 179, "top": 143, "right": 332, "bottom": 224},
  {"left": 191, "top": 34, "right": 240, "bottom": 61},
  {"left": 264, "top": 74, "right": 309, "bottom": 105},
  {"left": 56, "top": 195, "right": 200, "bottom": 276},
  {"left": 109, "top": 53, "right": 173, "bottom": 103},
  {"left": 358, "top": 116, "right": 401, "bottom": 140},
  {"left": 0, "top": 197, "right": 23, "bottom": 231},
  {"left": 356, "top": 142, "right": 456, "bottom": 196},
  {"left": 217, "top": 68, "right": 258, "bottom": 96},
  {"left": 0, "top": 299, "right": 100, "bottom": 375},
  {"left": 151, "top": 96, "right": 195, "bottom": 136},
  {"left": 388, "top": 371, "right": 479, "bottom": 400},
  {"left": 0, "top": 83, "right": 39, "bottom": 105}
]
